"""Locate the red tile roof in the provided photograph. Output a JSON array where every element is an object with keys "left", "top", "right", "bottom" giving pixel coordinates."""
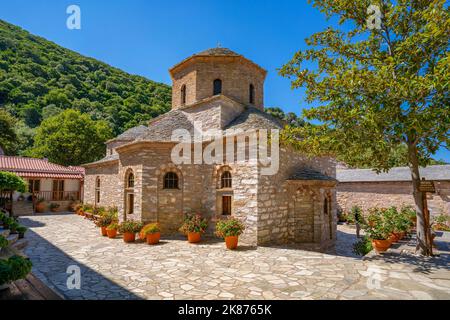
[{"left": 0, "top": 156, "right": 83, "bottom": 179}]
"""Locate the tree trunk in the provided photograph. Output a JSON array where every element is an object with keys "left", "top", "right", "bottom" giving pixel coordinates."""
[{"left": 407, "top": 142, "right": 432, "bottom": 256}]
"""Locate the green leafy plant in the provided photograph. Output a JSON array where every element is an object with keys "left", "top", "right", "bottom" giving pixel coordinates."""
[
  {"left": 350, "top": 206, "right": 363, "bottom": 224},
  {"left": 0, "top": 255, "right": 33, "bottom": 285},
  {"left": 95, "top": 214, "right": 116, "bottom": 228},
  {"left": 179, "top": 214, "right": 208, "bottom": 235},
  {"left": 0, "top": 235, "right": 8, "bottom": 249},
  {"left": 49, "top": 203, "right": 60, "bottom": 210},
  {"left": 143, "top": 223, "right": 160, "bottom": 235},
  {"left": 215, "top": 218, "right": 246, "bottom": 238},
  {"left": 0, "top": 171, "right": 27, "bottom": 193},
  {"left": 118, "top": 220, "right": 143, "bottom": 234},
  {"left": 352, "top": 236, "right": 373, "bottom": 256},
  {"left": 362, "top": 208, "right": 392, "bottom": 240},
  {"left": 106, "top": 222, "right": 119, "bottom": 231},
  {"left": 433, "top": 214, "right": 450, "bottom": 231}
]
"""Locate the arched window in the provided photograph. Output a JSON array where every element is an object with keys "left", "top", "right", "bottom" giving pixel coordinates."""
[
  {"left": 95, "top": 177, "right": 100, "bottom": 204},
  {"left": 164, "top": 172, "right": 179, "bottom": 189},
  {"left": 127, "top": 172, "right": 134, "bottom": 188},
  {"left": 249, "top": 84, "right": 255, "bottom": 104},
  {"left": 213, "top": 79, "right": 222, "bottom": 95},
  {"left": 221, "top": 171, "right": 232, "bottom": 189},
  {"left": 181, "top": 84, "right": 187, "bottom": 105}
]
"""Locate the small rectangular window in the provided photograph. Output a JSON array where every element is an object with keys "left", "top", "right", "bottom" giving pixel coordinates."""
[{"left": 127, "top": 193, "right": 134, "bottom": 215}]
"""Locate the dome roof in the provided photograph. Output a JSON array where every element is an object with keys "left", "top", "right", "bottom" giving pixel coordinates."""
[
  {"left": 169, "top": 47, "right": 266, "bottom": 76},
  {"left": 194, "top": 47, "right": 241, "bottom": 57}
]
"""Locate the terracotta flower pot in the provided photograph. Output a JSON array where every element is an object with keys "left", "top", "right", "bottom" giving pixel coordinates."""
[
  {"left": 123, "top": 232, "right": 136, "bottom": 243},
  {"left": 101, "top": 227, "right": 107, "bottom": 236},
  {"left": 146, "top": 232, "right": 161, "bottom": 245},
  {"left": 372, "top": 239, "right": 391, "bottom": 253},
  {"left": 107, "top": 229, "right": 117, "bottom": 239},
  {"left": 35, "top": 202, "right": 46, "bottom": 213},
  {"left": 187, "top": 232, "right": 201, "bottom": 243},
  {"left": 389, "top": 234, "right": 398, "bottom": 243},
  {"left": 225, "top": 236, "right": 239, "bottom": 250}
]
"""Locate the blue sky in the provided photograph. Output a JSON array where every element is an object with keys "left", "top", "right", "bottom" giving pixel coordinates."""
[{"left": 1, "top": 0, "right": 448, "bottom": 162}]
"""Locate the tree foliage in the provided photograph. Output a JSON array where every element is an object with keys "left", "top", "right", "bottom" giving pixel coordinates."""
[
  {"left": 0, "top": 171, "right": 27, "bottom": 193},
  {"left": 28, "top": 109, "right": 113, "bottom": 166},
  {"left": 265, "top": 107, "right": 306, "bottom": 127},
  {"left": 0, "top": 109, "right": 19, "bottom": 155},
  {"left": 280, "top": 0, "right": 449, "bottom": 255},
  {"left": 0, "top": 19, "right": 171, "bottom": 139}
]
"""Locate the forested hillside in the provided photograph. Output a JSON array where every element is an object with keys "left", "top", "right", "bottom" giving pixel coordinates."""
[{"left": 0, "top": 19, "right": 171, "bottom": 157}]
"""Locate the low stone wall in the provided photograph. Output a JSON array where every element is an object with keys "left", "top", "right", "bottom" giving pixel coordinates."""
[{"left": 337, "top": 180, "right": 450, "bottom": 217}]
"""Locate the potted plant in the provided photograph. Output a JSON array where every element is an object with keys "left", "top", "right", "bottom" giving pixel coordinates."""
[
  {"left": 118, "top": 220, "right": 143, "bottom": 243},
  {"left": 0, "top": 235, "right": 8, "bottom": 254},
  {"left": 96, "top": 214, "right": 115, "bottom": 236},
  {"left": 179, "top": 214, "right": 208, "bottom": 243},
  {"left": 35, "top": 198, "right": 46, "bottom": 213},
  {"left": 0, "top": 255, "right": 33, "bottom": 291},
  {"left": 16, "top": 226, "right": 27, "bottom": 239},
  {"left": 363, "top": 210, "right": 392, "bottom": 253},
  {"left": 106, "top": 223, "right": 119, "bottom": 239},
  {"left": 143, "top": 223, "right": 161, "bottom": 245},
  {"left": 433, "top": 214, "right": 450, "bottom": 231},
  {"left": 215, "top": 217, "right": 246, "bottom": 250},
  {"left": 49, "top": 203, "right": 60, "bottom": 212}
]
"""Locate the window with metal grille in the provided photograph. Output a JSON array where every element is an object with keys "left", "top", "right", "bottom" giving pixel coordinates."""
[
  {"left": 164, "top": 172, "right": 179, "bottom": 189},
  {"left": 221, "top": 171, "right": 232, "bottom": 189},
  {"left": 127, "top": 172, "right": 134, "bottom": 188}
]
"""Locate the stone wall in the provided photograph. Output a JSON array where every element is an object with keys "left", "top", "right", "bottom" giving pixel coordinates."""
[
  {"left": 337, "top": 181, "right": 450, "bottom": 217},
  {"left": 171, "top": 57, "right": 265, "bottom": 110},
  {"left": 84, "top": 163, "right": 120, "bottom": 209},
  {"left": 257, "top": 147, "right": 337, "bottom": 249}
]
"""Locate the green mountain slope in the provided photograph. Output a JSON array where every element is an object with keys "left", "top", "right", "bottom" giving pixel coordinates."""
[{"left": 0, "top": 19, "right": 171, "bottom": 136}]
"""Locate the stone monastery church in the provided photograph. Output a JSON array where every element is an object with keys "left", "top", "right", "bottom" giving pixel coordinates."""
[{"left": 83, "top": 48, "right": 337, "bottom": 250}]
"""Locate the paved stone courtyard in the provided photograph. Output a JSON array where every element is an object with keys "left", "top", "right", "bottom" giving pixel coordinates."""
[{"left": 20, "top": 214, "right": 450, "bottom": 300}]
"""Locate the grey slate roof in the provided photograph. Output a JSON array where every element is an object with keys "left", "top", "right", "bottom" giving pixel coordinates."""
[
  {"left": 133, "top": 106, "right": 283, "bottom": 142},
  {"left": 84, "top": 153, "right": 119, "bottom": 166},
  {"left": 225, "top": 107, "right": 284, "bottom": 131},
  {"left": 136, "top": 110, "right": 197, "bottom": 142},
  {"left": 114, "top": 125, "right": 149, "bottom": 141},
  {"left": 196, "top": 48, "right": 241, "bottom": 57},
  {"left": 288, "top": 168, "right": 337, "bottom": 182},
  {"left": 337, "top": 165, "right": 450, "bottom": 182}
]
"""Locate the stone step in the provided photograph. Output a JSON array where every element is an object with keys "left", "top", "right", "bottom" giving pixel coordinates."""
[
  {"left": 7, "top": 233, "right": 19, "bottom": 246},
  {"left": 0, "top": 228, "right": 10, "bottom": 238},
  {"left": 11, "top": 238, "right": 28, "bottom": 251}
]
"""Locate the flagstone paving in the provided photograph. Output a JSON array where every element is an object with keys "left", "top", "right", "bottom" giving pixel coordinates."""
[{"left": 20, "top": 214, "right": 450, "bottom": 300}]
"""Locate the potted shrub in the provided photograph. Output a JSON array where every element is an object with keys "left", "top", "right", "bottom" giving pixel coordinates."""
[
  {"left": 118, "top": 220, "right": 143, "bottom": 243},
  {"left": 432, "top": 214, "right": 450, "bottom": 232},
  {"left": 16, "top": 226, "right": 27, "bottom": 239},
  {"left": 106, "top": 223, "right": 119, "bottom": 239},
  {"left": 35, "top": 198, "right": 46, "bottom": 213},
  {"left": 96, "top": 214, "right": 115, "bottom": 236},
  {"left": 144, "top": 223, "right": 161, "bottom": 245},
  {"left": 179, "top": 214, "right": 208, "bottom": 243},
  {"left": 0, "top": 255, "right": 33, "bottom": 291},
  {"left": 49, "top": 203, "right": 60, "bottom": 212},
  {"left": 215, "top": 217, "right": 246, "bottom": 250},
  {"left": 0, "top": 235, "right": 8, "bottom": 254},
  {"left": 363, "top": 210, "right": 392, "bottom": 253}
]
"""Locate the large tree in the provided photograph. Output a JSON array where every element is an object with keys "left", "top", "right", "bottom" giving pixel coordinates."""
[
  {"left": 0, "top": 109, "right": 19, "bottom": 155},
  {"left": 280, "top": 0, "right": 449, "bottom": 255},
  {"left": 29, "top": 109, "right": 113, "bottom": 166}
]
